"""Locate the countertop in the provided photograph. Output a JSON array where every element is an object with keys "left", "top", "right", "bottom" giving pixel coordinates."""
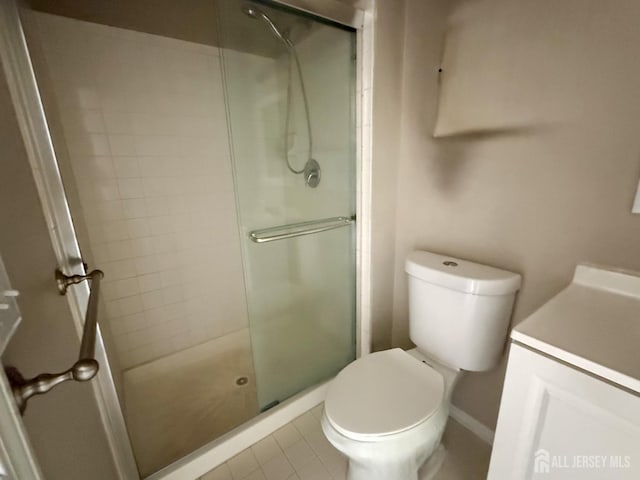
[{"left": 511, "top": 264, "right": 640, "bottom": 393}]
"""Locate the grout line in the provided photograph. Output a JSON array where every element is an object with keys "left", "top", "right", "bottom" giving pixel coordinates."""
[{"left": 206, "top": 405, "right": 494, "bottom": 480}]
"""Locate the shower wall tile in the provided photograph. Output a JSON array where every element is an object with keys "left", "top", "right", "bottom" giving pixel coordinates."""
[{"left": 33, "top": 12, "right": 249, "bottom": 369}]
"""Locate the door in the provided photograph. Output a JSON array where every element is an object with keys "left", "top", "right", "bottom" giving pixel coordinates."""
[
  {"left": 488, "top": 344, "right": 640, "bottom": 479},
  {"left": 0, "top": 1, "right": 136, "bottom": 478},
  {"left": 217, "top": 0, "right": 357, "bottom": 410},
  {"left": 0, "top": 254, "right": 43, "bottom": 480}
]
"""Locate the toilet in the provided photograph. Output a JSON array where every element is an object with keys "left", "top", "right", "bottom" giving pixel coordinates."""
[{"left": 321, "top": 250, "right": 521, "bottom": 480}]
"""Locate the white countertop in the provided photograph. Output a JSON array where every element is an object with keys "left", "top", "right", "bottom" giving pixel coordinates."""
[{"left": 511, "top": 264, "right": 640, "bottom": 394}]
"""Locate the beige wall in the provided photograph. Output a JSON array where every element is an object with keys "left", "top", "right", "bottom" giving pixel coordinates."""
[
  {"left": 0, "top": 65, "right": 118, "bottom": 479},
  {"left": 368, "top": 0, "right": 406, "bottom": 351},
  {"left": 390, "top": 0, "right": 640, "bottom": 429}
]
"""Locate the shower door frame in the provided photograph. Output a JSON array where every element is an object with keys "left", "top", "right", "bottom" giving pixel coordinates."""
[
  {"left": 0, "top": 0, "right": 374, "bottom": 477},
  {"left": 272, "top": 0, "right": 375, "bottom": 361}
]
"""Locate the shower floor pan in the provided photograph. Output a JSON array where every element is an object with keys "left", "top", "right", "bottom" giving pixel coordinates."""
[{"left": 122, "top": 329, "right": 259, "bottom": 477}]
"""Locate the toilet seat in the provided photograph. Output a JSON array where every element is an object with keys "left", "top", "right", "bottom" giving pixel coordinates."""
[{"left": 324, "top": 348, "right": 444, "bottom": 441}]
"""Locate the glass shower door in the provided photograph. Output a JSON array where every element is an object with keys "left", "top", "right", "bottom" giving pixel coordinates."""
[{"left": 218, "top": 1, "right": 357, "bottom": 409}]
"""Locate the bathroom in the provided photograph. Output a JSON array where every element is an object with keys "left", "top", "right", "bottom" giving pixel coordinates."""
[{"left": 0, "top": 0, "right": 639, "bottom": 479}]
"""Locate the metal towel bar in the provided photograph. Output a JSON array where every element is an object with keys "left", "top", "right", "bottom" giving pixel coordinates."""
[
  {"left": 249, "top": 216, "right": 354, "bottom": 243},
  {"left": 5, "top": 268, "right": 103, "bottom": 414}
]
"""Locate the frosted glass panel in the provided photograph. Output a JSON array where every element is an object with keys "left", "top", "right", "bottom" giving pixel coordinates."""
[
  {"left": 219, "top": 1, "right": 356, "bottom": 409},
  {"left": 246, "top": 227, "right": 355, "bottom": 407}
]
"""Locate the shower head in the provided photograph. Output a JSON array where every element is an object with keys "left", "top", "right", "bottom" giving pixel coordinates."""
[
  {"left": 241, "top": 3, "right": 293, "bottom": 49},
  {"left": 241, "top": 3, "right": 318, "bottom": 187}
]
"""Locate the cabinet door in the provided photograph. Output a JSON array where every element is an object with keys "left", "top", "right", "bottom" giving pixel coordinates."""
[{"left": 488, "top": 344, "right": 640, "bottom": 479}]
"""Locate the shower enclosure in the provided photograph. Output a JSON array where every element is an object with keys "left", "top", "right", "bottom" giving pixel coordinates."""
[
  {"left": 219, "top": 1, "right": 357, "bottom": 411},
  {"left": 14, "top": 0, "right": 357, "bottom": 476}
]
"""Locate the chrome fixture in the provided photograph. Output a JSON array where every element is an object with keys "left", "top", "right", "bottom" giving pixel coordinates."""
[
  {"left": 304, "top": 158, "right": 321, "bottom": 188},
  {"left": 5, "top": 268, "right": 103, "bottom": 414},
  {"left": 249, "top": 216, "right": 353, "bottom": 243},
  {"left": 242, "top": 3, "right": 321, "bottom": 188},
  {"left": 241, "top": 4, "right": 293, "bottom": 47}
]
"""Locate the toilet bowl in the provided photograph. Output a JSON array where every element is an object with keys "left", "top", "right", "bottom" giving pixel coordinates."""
[
  {"left": 322, "top": 251, "right": 521, "bottom": 480},
  {"left": 322, "top": 348, "right": 459, "bottom": 480}
]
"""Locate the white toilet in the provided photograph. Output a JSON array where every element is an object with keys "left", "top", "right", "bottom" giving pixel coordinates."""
[{"left": 322, "top": 250, "right": 521, "bottom": 480}]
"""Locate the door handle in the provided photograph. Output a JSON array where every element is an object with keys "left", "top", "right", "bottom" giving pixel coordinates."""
[{"left": 4, "top": 269, "right": 103, "bottom": 414}]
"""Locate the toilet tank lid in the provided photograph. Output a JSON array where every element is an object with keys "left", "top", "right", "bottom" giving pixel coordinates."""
[{"left": 405, "top": 251, "right": 522, "bottom": 295}]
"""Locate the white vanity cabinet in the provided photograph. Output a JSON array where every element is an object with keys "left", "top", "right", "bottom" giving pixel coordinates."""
[{"left": 488, "top": 265, "right": 640, "bottom": 480}]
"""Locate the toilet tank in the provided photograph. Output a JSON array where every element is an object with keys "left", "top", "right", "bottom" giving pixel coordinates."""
[{"left": 405, "top": 251, "right": 521, "bottom": 372}]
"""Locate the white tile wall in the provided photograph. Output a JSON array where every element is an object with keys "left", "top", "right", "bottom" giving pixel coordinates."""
[{"left": 32, "top": 12, "right": 249, "bottom": 369}]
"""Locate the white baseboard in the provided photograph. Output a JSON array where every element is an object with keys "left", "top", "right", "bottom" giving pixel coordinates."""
[{"left": 449, "top": 405, "right": 495, "bottom": 446}]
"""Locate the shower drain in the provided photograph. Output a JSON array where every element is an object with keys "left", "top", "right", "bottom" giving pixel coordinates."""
[{"left": 235, "top": 376, "right": 249, "bottom": 386}]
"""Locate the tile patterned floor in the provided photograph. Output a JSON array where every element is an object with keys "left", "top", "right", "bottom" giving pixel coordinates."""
[
  {"left": 199, "top": 404, "right": 492, "bottom": 480},
  {"left": 200, "top": 404, "right": 345, "bottom": 480}
]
